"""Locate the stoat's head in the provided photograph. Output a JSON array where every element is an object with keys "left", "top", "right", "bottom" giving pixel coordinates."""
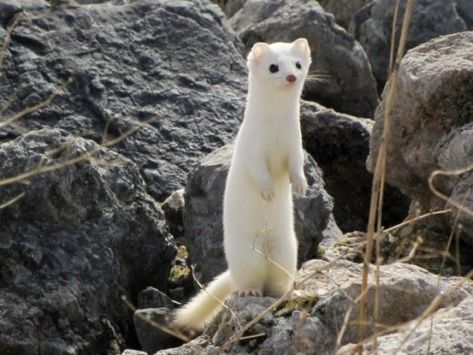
[{"left": 247, "top": 38, "right": 312, "bottom": 91}]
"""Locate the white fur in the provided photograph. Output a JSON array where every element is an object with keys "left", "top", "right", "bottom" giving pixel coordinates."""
[{"left": 173, "top": 38, "right": 312, "bottom": 331}]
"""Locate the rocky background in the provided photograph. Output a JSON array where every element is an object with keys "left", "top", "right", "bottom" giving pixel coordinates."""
[{"left": 0, "top": 0, "right": 471, "bottom": 354}]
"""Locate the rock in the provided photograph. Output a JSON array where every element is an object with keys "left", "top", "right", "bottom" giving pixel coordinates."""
[
  {"left": 341, "top": 296, "right": 473, "bottom": 354},
  {"left": 182, "top": 144, "right": 341, "bottom": 283},
  {"left": 319, "top": 0, "right": 372, "bottom": 29},
  {"left": 367, "top": 32, "right": 473, "bottom": 246},
  {"left": 161, "top": 189, "right": 185, "bottom": 240},
  {"left": 302, "top": 259, "right": 473, "bottom": 348},
  {"left": 0, "top": 129, "right": 175, "bottom": 354},
  {"left": 121, "top": 350, "right": 147, "bottom": 355},
  {"left": 133, "top": 308, "right": 180, "bottom": 354},
  {"left": 154, "top": 335, "right": 215, "bottom": 355},
  {"left": 0, "top": 0, "right": 50, "bottom": 27},
  {"left": 301, "top": 100, "right": 410, "bottom": 232},
  {"left": 210, "top": 0, "right": 248, "bottom": 18},
  {"left": 138, "top": 287, "right": 174, "bottom": 310},
  {"left": 229, "top": 0, "right": 379, "bottom": 117},
  {"left": 76, "top": 0, "right": 109, "bottom": 4},
  {"left": 352, "top": 0, "right": 469, "bottom": 87},
  {"left": 349, "top": 2, "right": 374, "bottom": 39},
  {"left": 0, "top": 0, "right": 247, "bottom": 200},
  {"left": 208, "top": 296, "right": 277, "bottom": 346},
  {"left": 162, "top": 259, "right": 473, "bottom": 354},
  {"left": 457, "top": 0, "right": 473, "bottom": 30}
]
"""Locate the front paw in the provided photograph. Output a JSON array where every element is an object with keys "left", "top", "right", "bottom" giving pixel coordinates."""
[
  {"left": 257, "top": 182, "right": 275, "bottom": 202},
  {"left": 291, "top": 173, "right": 307, "bottom": 197}
]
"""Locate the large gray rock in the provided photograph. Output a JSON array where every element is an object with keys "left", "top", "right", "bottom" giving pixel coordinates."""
[
  {"left": 121, "top": 350, "right": 147, "bottom": 355},
  {"left": 229, "top": 0, "right": 379, "bottom": 117},
  {"left": 352, "top": 0, "right": 469, "bottom": 87},
  {"left": 161, "top": 189, "right": 185, "bottom": 240},
  {"left": 302, "top": 259, "right": 473, "bottom": 349},
  {"left": 367, "top": 32, "right": 473, "bottom": 245},
  {"left": 159, "top": 259, "right": 473, "bottom": 354},
  {"left": 183, "top": 144, "right": 341, "bottom": 283},
  {"left": 210, "top": 0, "right": 248, "bottom": 18},
  {"left": 457, "top": 0, "right": 473, "bottom": 30},
  {"left": 0, "top": 0, "right": 50, "bottom": 26},
  {"left": 0, "top": 129, "right": 175, "bottom": 354},
  {"left": 301, "top": 101, "right": 410, "bottom": 232},
  {"left": 0, "top": 0, "right": 246, "bottom": 200},
  {"left": 341, "top": 296, "right": 473, "bottom": 354},
  {"left": 319, "top": 0, "right": 372, "bottom": 29}
]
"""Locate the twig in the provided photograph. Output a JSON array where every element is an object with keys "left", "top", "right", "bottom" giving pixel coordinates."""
[
  {"left": 384, "top": 209, "right": 452, "bottom": 233},
  {"left": 0, "top": 115, "right": 158, "bottom": 188},
  {"left": 0, "top": 192, "right": 25, "bottom": 209},
  {"left": 426, "top": 191, "right": 470, "bottom": 353},
  {"left": 388, "top": 0, "right": 402, "bottom": 74},
  {"left": 0, "top": 79, "right": 71, "bottom": 129},
  {"left": 429, "top": 164, "right": 473, "bottom": 218},
  {"left": 250, "top": 244, "right": 294, "bottom": 281},
  {"left": 238, "top": 332, "right": 266, "bottom": 341},
  {"left": 0, "top": 14, "right": 21, "bottom": 73}
]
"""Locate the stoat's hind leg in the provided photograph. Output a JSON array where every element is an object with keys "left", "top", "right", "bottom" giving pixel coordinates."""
[
  {"left": 226, "top": 242, "right": 267, "bottom": 297},
  {"left": 264, "top": 234, "right": 297, "bottom": 298}
]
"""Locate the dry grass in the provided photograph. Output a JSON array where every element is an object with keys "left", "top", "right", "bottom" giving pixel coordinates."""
[
  {"left": 1, "top": 3, "right": 473, "bottom": 355},
  {"left": 358, "top": 1, "right": 415, "bottom": 351}
]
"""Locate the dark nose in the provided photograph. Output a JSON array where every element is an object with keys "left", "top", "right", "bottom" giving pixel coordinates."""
[{"left": 286, "top": 74, "right": 296, "bottom": 83}]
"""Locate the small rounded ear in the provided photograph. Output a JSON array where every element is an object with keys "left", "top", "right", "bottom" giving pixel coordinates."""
[
  {"left": 293, "top": 38, "right": 311, "bottom": 57},
  {"left": 247, "top": 42, "right": 270, "bottom": 64}
]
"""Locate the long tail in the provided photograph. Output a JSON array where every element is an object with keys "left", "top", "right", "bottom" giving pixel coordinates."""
[{"left": 173, "top": 270, "right": 235, "bottom": 330}]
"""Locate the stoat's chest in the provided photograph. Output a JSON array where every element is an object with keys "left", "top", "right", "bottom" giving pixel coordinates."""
[{"left": 262, "top": 120, "right": 293, "bottom": 178}]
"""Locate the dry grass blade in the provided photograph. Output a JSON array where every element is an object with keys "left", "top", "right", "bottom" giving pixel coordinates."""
[
  {"left": 0, "top": 14, "right": 21, "bottom": 73},
  {"left": 391, "top": 269, "right": 473, "bottom": 355},
  {"left": 388, "top": 0, "right": 402, "bottom": 74},
  {"left": 358, "top": 0, "right": 415, "bottom": 351},
  {"left": 426, "top": 191, "right": 470, "bottom": 353},
  {"left": 0, "top": 87, "right": 20, "bottom": 117},
  {"left": 429, "top": 164, "right": 473, "bottom": 218},
  {"left": 250, "top": 244, "right": 294, "bottom": 281},
  {"left": 383, "top": 208, "right": 452, "bottom": 233},
  {"left": 0, "top": 79, "right": 71, "bottom": 128},
  {"left": 0, "top": 116, "right": 158, "bottom": 188},
  {"left": 0, "top": 192, "right": 25, "bottom": 209},
  {"left": 190, "top": 265, "right": 242, "bottom": 330}
]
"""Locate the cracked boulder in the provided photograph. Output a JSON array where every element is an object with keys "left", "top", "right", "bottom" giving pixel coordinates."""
[
  {"left": 155, "top": 259, "right": 473, "bottom": 354},
  {"left": 0, "top": 129, "right": 175, "bottom": 354},
  {"left": 228, "top": 0, "right": 379, "bottom": 117},
  {"left": 0, "top": 0, "right": 246, "bottom": 200},
  {"left": 301, "top": 101, "right": 410, "bottom": 232},
  {"left": 351, "top": 0, "right": 470, "bottom": 87},
  {"left": 367, "top": 32, "right": 473, "bottom": 246}
]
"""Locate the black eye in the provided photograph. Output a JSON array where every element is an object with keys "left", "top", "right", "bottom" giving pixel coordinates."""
[
  {"left": 269, "top": 64, "right": 279, "bottom": 73},
  {"left": 295, "top": 62, "right": 302, "bottom": 70}
]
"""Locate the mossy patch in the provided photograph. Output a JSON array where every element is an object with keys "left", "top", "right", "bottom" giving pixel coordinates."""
[{"left": 275, "top": 295, "right": 318, "bottom": 317}]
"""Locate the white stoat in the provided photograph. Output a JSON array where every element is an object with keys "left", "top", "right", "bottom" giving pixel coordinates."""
[{"left": 173, "top": 38, "right": 312, "bottom": 331}]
